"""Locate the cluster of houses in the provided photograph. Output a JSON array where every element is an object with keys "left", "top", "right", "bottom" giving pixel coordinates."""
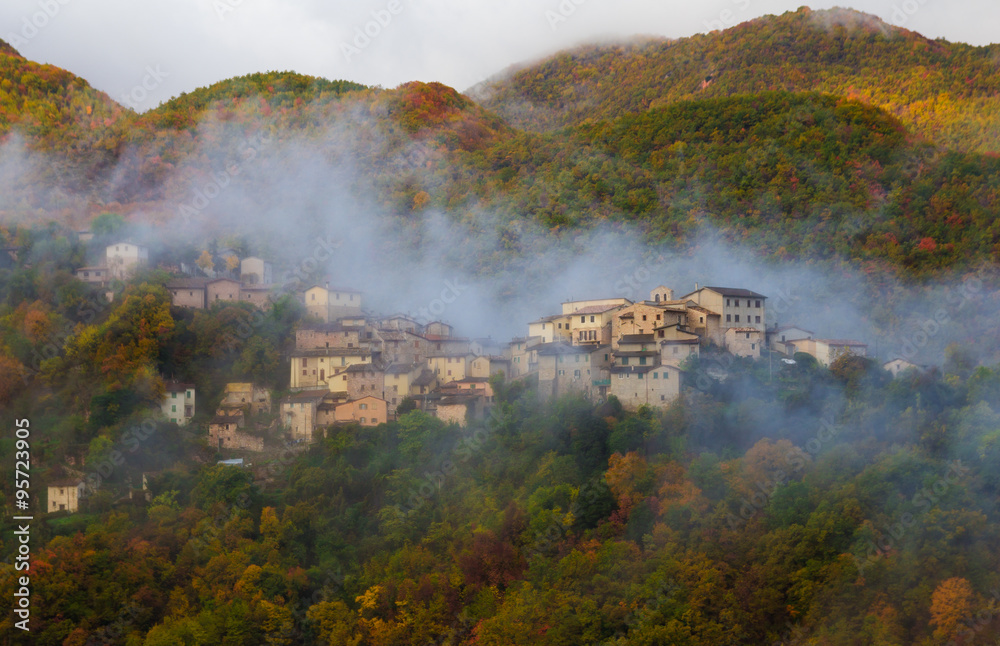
[{"left": 51, "top": 239, "right": 895, "bottom": 513}]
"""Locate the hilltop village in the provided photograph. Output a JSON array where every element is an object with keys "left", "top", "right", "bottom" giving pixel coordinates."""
[
  {"left": 66, "top": 240, "right": 878, "bottom": 457},
  {"left": 44, "top": 237, "right": 880, "bottom": 484}
]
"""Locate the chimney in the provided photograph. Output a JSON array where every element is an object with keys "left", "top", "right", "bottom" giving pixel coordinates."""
[
  {"left": 694, "top": 282, "right": 699, "bottom": 291},
  {"left": 325, "top": 281, "right": 329, "bottom": 290}
]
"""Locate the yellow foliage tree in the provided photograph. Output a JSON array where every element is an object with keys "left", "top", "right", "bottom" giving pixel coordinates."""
[
  {"left": 930, "top": 576, "right": 974, "bottom": 640},
  {"left": 196, "top": 249, "right": 215, "bottom": 273}
]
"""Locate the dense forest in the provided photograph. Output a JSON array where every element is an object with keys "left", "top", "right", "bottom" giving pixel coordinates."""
[
  {"left": 2, "top": 226, "right": 1000, "bottom": 644},
  {"left": 2, "top": 5, "right": 1000, "bottom": 644}
]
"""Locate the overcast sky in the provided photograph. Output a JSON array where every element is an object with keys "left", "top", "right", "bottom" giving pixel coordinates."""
[{"left": 2, "top": 0, "right": 998, "bottom": 111}]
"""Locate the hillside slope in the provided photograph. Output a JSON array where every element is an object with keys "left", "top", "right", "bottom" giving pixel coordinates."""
[{"left": 470, "top": 7, "right": 1000, "bottom": 153}]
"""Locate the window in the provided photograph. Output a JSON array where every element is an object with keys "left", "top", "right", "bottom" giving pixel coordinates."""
[
  {"left": 638, "top": 373, "right": 644, "bottom": 379},
  {"left": 751, "top": 343, "right": 756, "bottom": 350},
  {"left": 360, "top": 403, "right": 368, "bottom": 410},
  {"left": 581, "top": 316, "right": 585, "bottom": 323},
  {"left": 171, "top": 392, "right": 177, "bottom": 399},
  {"left": 590, "top": 315, "right": 595, "bottom": 323},
  {"left": 360, "top": 417, "right": 366, "bottom": 423},
  {"left": 726, "top": 298, "right": 731, "bottom": 307},
  {"left": 653, "top": 372, "right": 658, "bottom": 379},
  {"left": 171, "top": 404, "right": 176, "bottom": 412},
  {"left": 726, "top": 314, "right": 731, "bottom": 322},
  {"left": 755, "top": 316, "right": 761, "bottom": 324},
  {"left": 735, "top": 315, "right": 740, "bottom": 322},
  {"left": 700, "top": 316, "right": 704, "bottom": 323},
  {"left": 301, "top": 358, "right": 307, "bottom": 367},
  {"left": 639, "top": 356, "right": 647, "bottom": 365},
  {"left": 756, "top": 300, "right": 761, "bottom": 308},
  {"left": 664, "top": 371, "right": 670, "bottom": 379},
  {"left": 746, "top": 332, "right": 750, "bottom": 339},
  {"left": 604, "top": 353, "right": 609, "bottom": 361},
  {"left": 574, "top": 370, "right": 580, "bottom": 377},
  {"left": 302, "top": 370, "right": 307, "bottom": 376},
  {"left": 642, "top": 315, "right": 647, "bottom": 321},
  {"left": 622, "top": 357, "right": 629, "bottom": 365},
  {"left": 618, "top": 374, "right": 624, "bottom": 379},
  {"left": 672, "top": 346, "right": 678, "bottom": 354}
]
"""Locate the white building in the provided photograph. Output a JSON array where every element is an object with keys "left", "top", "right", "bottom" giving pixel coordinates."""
[
  {"left": 105, "top": 242, "right": 149, "bottom": 280},
  {"left": 161, "top": 380, "right": 196, "bottom": 425}
]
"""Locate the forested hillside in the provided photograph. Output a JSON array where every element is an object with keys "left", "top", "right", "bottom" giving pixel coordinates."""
[
  {"left": 471, "top": 7, "right": 1000, "bottom": 154},
  {"left": 2, "top": 7, "right": 1000, "bottom": 644},
  {"left": 2, "top": 231, "right": 1000, "bottom": 644}
]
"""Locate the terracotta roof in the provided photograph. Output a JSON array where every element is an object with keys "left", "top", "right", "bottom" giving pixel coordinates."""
[
  {"left": 772, "top": 325, "right": 814, "bottom": 334},
  {"left": 210, "top": 414, "right": 244, "bottom": 425},
  {"left": 438, "top": 395, "right": 478, "bottom": 406},
  {"left": 48, "top": 478, "right": 84, "bottom": 487},
  {"left": 568, "top": 304, "right": 624, "bottom": 315},
  {"left": 700, "top": 286, "right": 766, "bottom": 298},
  {"left": 385, "top": 362, "right": 422, "bottom": 375},
  {"left": 290, "top": 348, "right": 373, "bottom": 357},
  {"left": 344, "top": 363, "right": 379, "bottom": 374},
  {"left": 283, "top": 389, "right": 328, "bottom": 403},
  {"left": 536, "top": 342, "right": 593, "bottom": 356},
  {"left": 619, "top": 334, "right": 656, "bottom": 344},
  {"left": 166, "top": 278, "right": 210, "bottom": 289},
  {"left": 163, "top": 380, "right": 194, "bottom": 392},
  {"left": 412, "top": 370, "right": 437, "bottom": 387},
  {"left": 530, "top": 314, "right": 567, "bottom": 324}
]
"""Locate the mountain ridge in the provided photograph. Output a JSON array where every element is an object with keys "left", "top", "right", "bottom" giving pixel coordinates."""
[{"left": 469, "top": 7, "right": 1000, "bottom": 153}]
